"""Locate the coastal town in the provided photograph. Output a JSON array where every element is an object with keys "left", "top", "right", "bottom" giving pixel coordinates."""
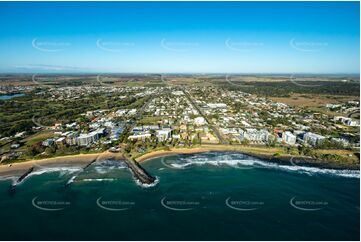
[
  {"left": 0, "top": 76, "right": 359, "bottom": 167},
  {"left": 0, "top": 1, "right": 360, "bottom": 241}
]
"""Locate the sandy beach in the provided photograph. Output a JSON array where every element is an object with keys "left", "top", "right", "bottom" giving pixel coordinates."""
[
  {"left": 0, "top": 152, "right": 124, "bottom": 178},
  {"left": 135, "top": 144, "right": 360, "bottom": 170},
  {"left": 0, "top": 144, "right": 359, "bottom": 179},
  {"left": 135, "top": 145, "right": 288, "bottom": 163}
]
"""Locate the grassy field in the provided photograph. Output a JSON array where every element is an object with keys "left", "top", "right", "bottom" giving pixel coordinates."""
[
  {"left": 138, "top": 116, "right": 165, "bottom": 124},
  {"left": 22, "top": 130, "right": 54, "bottom": 146},
  {"left": 270, "top": 94, "right": 359, "bottom": 107}
]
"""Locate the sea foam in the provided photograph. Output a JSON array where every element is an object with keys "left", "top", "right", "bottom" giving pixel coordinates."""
[{"left": 163, "top": 152, "right": 360, "bottom": 179}]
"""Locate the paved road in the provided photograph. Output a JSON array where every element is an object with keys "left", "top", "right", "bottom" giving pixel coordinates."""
[
  {"left": 125, "top": 95, "right": 154, "bottom": 134},
  {"left": 182, "top": 88, "right": 228, "bottom": 145},
  {"left": 348, "top": 110, "right": 360, "bottom": 118}
]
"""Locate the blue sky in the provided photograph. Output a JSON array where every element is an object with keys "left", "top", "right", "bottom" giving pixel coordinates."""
[{"left": 0, "top": 1, "right": 359, "bottom": 74}]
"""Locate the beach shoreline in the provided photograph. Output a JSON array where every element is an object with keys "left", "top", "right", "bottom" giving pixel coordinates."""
[
  {"left": 135, "top": 145, "right": 360, "bottom": 170},
  {"left": 0, "top": 152, "right": 124, "bottom": 178},
  {"left": 0, "top": 145, "right": 359, "bottom": 178}
]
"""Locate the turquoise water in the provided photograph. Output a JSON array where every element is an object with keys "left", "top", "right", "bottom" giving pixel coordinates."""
[
  {"left": 0, "top": 93, "right": 25, "bottom": 100},
  {"left": 0, "top": 152, "right": 359, "bottom": 240}
]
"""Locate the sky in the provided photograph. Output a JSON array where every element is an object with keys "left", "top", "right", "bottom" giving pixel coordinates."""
[{"left": 0, "top": 1, "right": 359, "bottom": 74}]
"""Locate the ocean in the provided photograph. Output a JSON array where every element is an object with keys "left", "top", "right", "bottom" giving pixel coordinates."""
[{"left": 0, "top": 152, "right": 359, "bottom": 240}]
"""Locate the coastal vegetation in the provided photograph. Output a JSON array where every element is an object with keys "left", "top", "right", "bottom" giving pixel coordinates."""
[{"left": 0, "top": 75, "right": 359, "bottom": 172}]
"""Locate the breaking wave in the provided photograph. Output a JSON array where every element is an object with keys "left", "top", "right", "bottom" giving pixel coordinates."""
[
  {"left": 11, "top": 166, "right": 83, "bottom": 186},
  {"left": 31, "top": 167, "right": 82, "bottom": 177},
  {"left": 163, "top": 152, "right": 360, "bottom": 179},
  {"left": 0, "top": 176, "right": 17, "bottom": 182},
  {"left": 81, "top": 178, "right": 116, "bottom": 182},
  {"left": 92, "top": 159, "right": 127, "bottom": 174},
  {"left": 135, "top": 176, "right": 160, "bottom": 188}
]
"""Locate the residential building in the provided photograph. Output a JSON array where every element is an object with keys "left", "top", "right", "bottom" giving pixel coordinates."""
[
  {"left": 303, "top": 132, "right": 326, "bottom": 146},
  {"left": 239, "top": 129, "right": 269, "bottom": 143},
  {"left": 42, "top": 138, "right": 55, "bottom": 147},
  {"left": 156, "top": 128, "right": 172, "bottom": 141},
  {"left": 194, "top": 116, "right": 207, "bottom": 126},
  {"left": 282, "top": 131, "right": 296, "bottom": 145}
]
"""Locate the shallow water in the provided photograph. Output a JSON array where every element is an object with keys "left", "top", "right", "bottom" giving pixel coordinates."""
[{"left": 0, "top": 152, "right": 359, "bottom": 240}]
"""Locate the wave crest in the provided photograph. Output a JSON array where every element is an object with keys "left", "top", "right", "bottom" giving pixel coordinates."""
[{"left": 164, "top": 152, "right": 360, "bottom": 178}]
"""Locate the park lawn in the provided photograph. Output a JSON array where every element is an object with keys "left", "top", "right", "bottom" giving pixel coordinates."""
[
  {"left": 22, "top": 130, "right": 54, "bottom": 146},
  {"left": 138, "top": 116, "right": 165, "bottom": 124}
]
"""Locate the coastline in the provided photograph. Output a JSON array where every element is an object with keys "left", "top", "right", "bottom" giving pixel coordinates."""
[
  {"left": 0, "top": 145, "right": 359, "bottom": 178},
  {"left": 135, "top": 145, "right": 360, "bottom": 170},
  {"left": 0, "top": 152, "right": 124, "bottom": 178}
]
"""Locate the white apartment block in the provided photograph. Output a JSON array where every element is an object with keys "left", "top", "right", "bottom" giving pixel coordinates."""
[
  {"left": 303, "top": 132, "right": 326, "bottom": 146},
  {"left": 239, "top": 128, "right": 269, "bottom": 143},
  {"left": 282, "top": 131, "right": 296, "bottom": 145}
]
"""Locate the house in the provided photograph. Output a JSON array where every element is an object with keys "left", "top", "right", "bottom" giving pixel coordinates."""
[
  {"left": 194, "top": 117, "right": 207, "bottom": 126},
  {"left": 65, "top": 132, "right": 78, "bottom": 146},
  {"left": 42, "top": 138, "right": 55, "bottom": 147},
  {"left": 53, "top": 123, "right": 62, "bottom": 130},
  {"left": 127, "top": 109, "right": 137, "bottom": 116},
  {"left": 111, "top": 127, "right": 124, "bottom": 140},
  {"left": 55, "top": 137, "right": 66, "bottom": 147},
  {"left": 326, "top": 104, "right": 341, "bottom": 109},
  {"left": 65, "top": 122, "right": 77, "bottom": 128},
  {"left": 10, "top": 143, "right": 20, "bottom": 149},
  {"left": 345, "top": 119, "right": 359, "bottom": 127},
  {"left": 334, "top": 116, "right": 360, "bottom": 127},
  {"left": 14, "top": 131, "right": 26, "bottom": 138},
  {"left": 172, "top": 134, "right": 181, "bottom": 139},
  {"left": 207, "top": 103, "right": 227, "bottom": 109},
  {"left": 172, "top": 91, "right": 184, "bottom": 96}
]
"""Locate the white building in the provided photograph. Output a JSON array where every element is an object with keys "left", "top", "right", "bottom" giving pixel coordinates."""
[
  {"left": 326, "top": 104, "right": 341, "bottom": 109},
  {"left": 156, "top": 128, "right": 172, "bottom": 141},
  {"left": 42, "top": 138, "right": 55, "bottom": 147},
  {"left": 303, "top": 132, "right": 326, "bottom": 146},
  {"left": 55, "top": 137, "right": 66, "bottom": 146},
  {"left": 172, "top": 91, "right": 184, "bottom": 96},
  {"left": 334, "top": 116, "right": 360, "bottom": 127},
  {"left": 282, "top": 131, "right": 296, "bottom": 145},
  {"left": 194, "top": 116, "right": 207, "bottom": 126},
  {"left": 77, "top": 129, "right": 104, "bottom": 146},
  {"left": 345, "top": 119, "right": 359, "bottom": 127},
  {"left": 128, "top": 133, "right": 151, "bottom": 141},
  {"left": 207, "top": 103, "right": 227, "bottom": 109},
  {"left": 239, "top": 129, "right": 269, "bottom": 143}
]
